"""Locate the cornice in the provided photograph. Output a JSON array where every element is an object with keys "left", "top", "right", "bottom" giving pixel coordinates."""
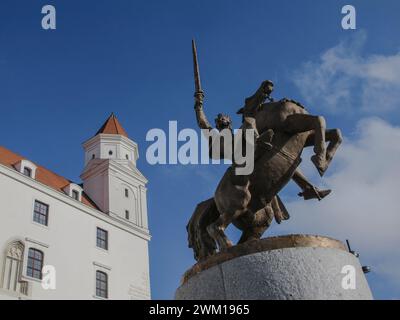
[{"left": 81, "top": 159, "right": 148, "bottom": 184}]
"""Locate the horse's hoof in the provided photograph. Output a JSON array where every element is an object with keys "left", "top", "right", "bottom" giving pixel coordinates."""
[
  {"left": 318, "top": 189, "right": 331, "bottom": 200},
  {"left": 298, "top": 188, "right": 331, "bottom": 201},
  {"left": 311, "top": 155, "right": 327, "bottom": 177}
]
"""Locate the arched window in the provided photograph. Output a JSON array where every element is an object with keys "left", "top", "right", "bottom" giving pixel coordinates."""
[
  {"left": 27, "top": 248, "right": 44, "bottom": 280},
  {"left": 96, "top": 271, "right": 108, "bottom": 299},
  {"left": 1, "top": 241, "right": 26, "bottom": 294}
]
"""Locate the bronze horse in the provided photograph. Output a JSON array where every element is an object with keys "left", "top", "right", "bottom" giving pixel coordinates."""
[
  {"left": 187, "top": 40, "right": 341, "bottom": 261},
  {"left": 187, "top": 99, "right": 342, "bottom": 261}
]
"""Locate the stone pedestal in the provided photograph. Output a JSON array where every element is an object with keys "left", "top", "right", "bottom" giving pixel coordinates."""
[{"left": 175, "top": 234, "right": 373, "bottom": 300}]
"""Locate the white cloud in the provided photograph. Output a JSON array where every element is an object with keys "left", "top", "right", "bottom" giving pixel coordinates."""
[
  {"left": 281, "top": 118, "right": 400, "bottom": 286},
  {"left": 292, "top": 32, "right": 400, "bottom": 114}
]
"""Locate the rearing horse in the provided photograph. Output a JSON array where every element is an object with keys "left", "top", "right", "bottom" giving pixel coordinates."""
[
  {"left": 187, "top": 41, "right": 342, "bottom": 261},
  {"left": 206, "top": 98, "right": 342, "bottom": 251}
]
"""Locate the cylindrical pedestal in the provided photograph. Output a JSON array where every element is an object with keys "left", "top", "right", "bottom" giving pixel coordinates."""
[{"left": 175, "top": 234, "right": 373, "bottom": 300}]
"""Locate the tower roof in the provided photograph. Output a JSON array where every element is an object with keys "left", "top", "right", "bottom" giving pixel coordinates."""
[{"left": 95, "top": 113, "right": 129, "bottom": 138}]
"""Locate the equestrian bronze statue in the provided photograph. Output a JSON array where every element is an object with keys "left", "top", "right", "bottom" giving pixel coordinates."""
[{"left": 187, "top": 40, "right": 342, "bottom": 262}]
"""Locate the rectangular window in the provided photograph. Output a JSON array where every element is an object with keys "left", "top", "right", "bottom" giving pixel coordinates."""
[
  {"left": 23, "top": 167, "right": 32, "bottom": 177},
  {"left": 124, "top": 188, "right": 129, "bottom": 198},
  {"left": 125, "top": 210, "right": 129, "bottom": 220},
  {"left": 27, "top": 248, "right": 43, "bottom": 280},
  {"left": 96, "top": 271, "right": 108, "bottom": 299},
  {"left": 72, "top": 190, "right": 79, "bottom": 200},
  {"left": 96, "top": 228, "right": 108, "bottom": 250},
  {"left": 33, "top": 201, "right": 49, "bottom": 226}
]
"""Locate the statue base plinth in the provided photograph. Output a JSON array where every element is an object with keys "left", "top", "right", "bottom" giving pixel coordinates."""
[{"left": 175, "top": 234, "right": 373, "bottom": 300}]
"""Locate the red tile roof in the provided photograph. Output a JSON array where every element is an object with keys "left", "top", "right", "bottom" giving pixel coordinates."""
[
  {"left": 95, "top": 113, "right": 128, "bottom": 138},
  {"left": 0, "top": 146, "right": 99, "bottom": 210}
]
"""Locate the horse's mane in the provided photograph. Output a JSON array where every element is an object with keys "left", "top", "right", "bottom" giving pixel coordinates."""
[{"left": 279, "top": 98, "right": 305, "bottom": 109}]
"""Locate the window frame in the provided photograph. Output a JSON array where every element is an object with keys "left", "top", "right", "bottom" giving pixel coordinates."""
[
  {"left": 96, "top": 228, "right": 108, "bottom": 251},
  {"left": 26, "top": 248, "right": 44, "bottom": 280},
  {"left": 33, "top": 200, "right": 49, "bottom": 226},
  {"left": 72, "top": 190, "right": 79, "bottom": 200},
  {"left": 95, "top": 270, "right": 108, "bottom": 299},
  {"left": 23, "top": 167, "right": 32, "bottom": 177}
]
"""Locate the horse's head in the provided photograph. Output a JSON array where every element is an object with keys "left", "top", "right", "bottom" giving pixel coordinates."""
[
  {"left": 260, "top": 80, "right": 274, "bottom": 97},
  {"left": 237, "top": 80, "right": 274, "bottom": 115}
]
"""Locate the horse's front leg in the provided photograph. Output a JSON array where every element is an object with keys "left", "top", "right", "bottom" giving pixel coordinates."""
[
  {"left": 305, "top": 128, "right": 343, "bottom": 172},
  {"left": 326, "top": 129, "right": 343, "bottom": 166},
  {"left": 283, "top": 114, "right": 327, "bottom": 176}
]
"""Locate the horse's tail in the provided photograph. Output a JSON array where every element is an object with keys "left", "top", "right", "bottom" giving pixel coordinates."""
[{"left": 187, "top": 198, "right": 219, "bottom": 261}]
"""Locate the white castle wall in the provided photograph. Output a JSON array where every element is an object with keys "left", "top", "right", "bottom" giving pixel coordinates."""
[{"left": 0, "top": 164, "right": 151, "bottom": 300}]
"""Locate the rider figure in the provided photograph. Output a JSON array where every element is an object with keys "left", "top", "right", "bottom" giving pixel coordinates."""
[{"left": 194, "top": 81, "right": 330, "bottom": 201}]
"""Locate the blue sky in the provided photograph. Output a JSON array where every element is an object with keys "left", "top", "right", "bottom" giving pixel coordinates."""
[{"left": 1, "top": 0, "right": 399, "bottom": 299}]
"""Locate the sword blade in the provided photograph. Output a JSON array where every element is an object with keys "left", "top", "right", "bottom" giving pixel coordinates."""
[{"left": 192, "top": 39, "right": 202, "bottom": 93}]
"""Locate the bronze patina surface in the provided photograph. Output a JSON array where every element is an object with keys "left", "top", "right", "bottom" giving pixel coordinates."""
[
  {"left": 181, "top": 234, "right": 346, "bottom": 285},
  {"left": 187, "top": 40, "right": 343, "bottom": 262}
]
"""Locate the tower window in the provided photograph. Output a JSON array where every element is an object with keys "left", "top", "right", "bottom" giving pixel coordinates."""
[
  {"left": 125, "top": 210, "right": 129, "bottom": 220},
  {"left": 92, "top": 154, "right": 95, "bottom": 159},
  {"left": 125, "top": 154, "right": 129, "bottom": 160},
  {"left": 108, "top": 150, "right": 113, "bottom": 156},
  {"left": 23, "top": 167, "right": 32, "bottom": 177},
  {"left": 33, "top": 200, "right": 49, "bottom": 226},
  {"left": 124, "top": 188, "right": 129, "bottom": 198},
  {"left": 96, "top": 271, "right": 108, "bottom": 299},
  {"left": 96, "top": 228, "right": 108, "bottom": 250},
  {"left": 72, "top": 190, "right": 79, "bottom": 200},
  {"left": 27, "top": 248, "right": 44, "bottom": 280}
]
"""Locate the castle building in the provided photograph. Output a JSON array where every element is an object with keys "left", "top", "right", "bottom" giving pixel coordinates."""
[{"left": 0, "top": 114, "right": 151, "bottom": 300}]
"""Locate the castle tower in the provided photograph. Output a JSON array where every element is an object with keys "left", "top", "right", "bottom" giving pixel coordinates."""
[{"left": 81, "top": 113, "right": 149, "bottom": 230}]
